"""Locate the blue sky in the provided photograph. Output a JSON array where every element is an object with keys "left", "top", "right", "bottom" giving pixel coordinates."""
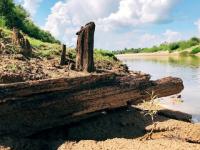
[{"left": 14, "top": 0, "right": 200, "bottom": 50}]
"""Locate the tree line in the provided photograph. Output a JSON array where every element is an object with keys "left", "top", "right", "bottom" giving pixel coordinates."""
[{"left": 114, "top": 37, "right": 200, "bottom": 54}]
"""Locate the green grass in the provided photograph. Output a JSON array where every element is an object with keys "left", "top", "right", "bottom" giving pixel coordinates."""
[
  {"left": 0, "top": 27, "right": 63, "bottom": 58},
  {"left": 28, "top": 37, "right": 45, "bottom": 47},
  {"left": 0, "top": 27, "right": 12, "bottom": 37}
]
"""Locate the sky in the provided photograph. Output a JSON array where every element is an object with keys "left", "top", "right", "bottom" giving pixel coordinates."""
[{"left": 14, "top": 0, "right": 200, "bottom": 50}]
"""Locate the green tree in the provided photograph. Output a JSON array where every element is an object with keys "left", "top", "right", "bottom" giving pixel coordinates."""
[
  {"left": 0, "top": 0, "right": 60, "bottom": 43},
  {"left": 0, "top": 0, "right": 15, "bottom": 27}
]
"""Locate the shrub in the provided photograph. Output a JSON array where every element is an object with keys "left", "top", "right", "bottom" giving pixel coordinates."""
[
  {"left": 169, "top": 43, "right": 179, "bottom": 51},
  {"left": 190, "top": 47, "right": 200, "bottom": 54},
  {"left": 142, "top": 46, "right": 160, "bottom": 53},
  {"left": 178, "top": 41, "right": 191, "bottom": 50},
  {"left": 190, "top": 37, "right": 200, "bottom": 43},
  {"left": 95, "top": 49, "right": 118, "bottom": 61},
  {"left": 0, "top": 17, "right": 6, "bottom": 28}
]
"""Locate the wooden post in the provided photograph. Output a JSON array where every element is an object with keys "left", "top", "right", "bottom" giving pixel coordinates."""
[
  {"left": 60, "top": 44, "right": 66, "bottom": 65},
  {"left": 22, "top": 38, "right": 32, "bottom": 57},
  {"left": 0, "top": 29, "right": 3, "bottom": 38},
  {"left": 76, "top": 22, "right": 95, "bottom": 72}
]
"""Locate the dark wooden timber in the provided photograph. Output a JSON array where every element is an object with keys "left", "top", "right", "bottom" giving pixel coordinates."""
[
  {"left": 0, "top": 73, "right": 116, "bottom": 100},
  {"left": 60, "top": 44, "right": 66, "bottom": 65},
  {"left": 0, "top": 72, "right": 184, "bottom": 137},
  {"left": 76, "top": 22, "right": 95, "bottom": 72}
]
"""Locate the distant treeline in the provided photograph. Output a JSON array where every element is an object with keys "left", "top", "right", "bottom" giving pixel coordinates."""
[
  {"left": 0, "top": 0, "right": 60, "bottom": 44},
  {"left": 114, "top": 37, "right": 200, "bottom": 54}
]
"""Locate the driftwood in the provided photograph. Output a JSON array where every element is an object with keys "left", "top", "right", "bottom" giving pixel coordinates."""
[
  {"left": 0, "top": 72, "right": 183, "bottom": 137},
  {"left": 133, "top": 105, "right": 192, "bottom": 122},
  {"left": 76, "top": 22, "right": 95, "bottom": 72},
  {"left": 158, "top": 109, "right": 192, "bottom": 122}
]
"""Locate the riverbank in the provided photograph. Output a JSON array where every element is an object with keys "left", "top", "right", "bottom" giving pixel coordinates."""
[{"left": 116, "top": 51, "right": 200, "bottom": 59}]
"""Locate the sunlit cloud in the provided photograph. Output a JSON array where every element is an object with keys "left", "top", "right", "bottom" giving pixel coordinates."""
[{"left": 44, "top": 0, "right": 180, "bottom": 49}]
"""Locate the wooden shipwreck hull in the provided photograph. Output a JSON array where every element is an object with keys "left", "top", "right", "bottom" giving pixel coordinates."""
[{"left": 0, "top": 72, "right": 184, "bottom": 137}]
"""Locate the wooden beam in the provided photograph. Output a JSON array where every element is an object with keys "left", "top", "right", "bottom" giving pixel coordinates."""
[{"left": 0, "top": 73, "right": 183, "bottom": 137}]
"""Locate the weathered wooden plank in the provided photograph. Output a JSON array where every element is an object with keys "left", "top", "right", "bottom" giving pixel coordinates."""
[
  {"left": 0, "top": 72, "right": 116, "bottom": 101},
  {"left": 0, "top": 75, "right": 183, "bottom": 137}
]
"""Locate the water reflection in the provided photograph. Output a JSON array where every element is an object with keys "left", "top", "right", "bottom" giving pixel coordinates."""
[{"left": 118, "top": 55, "right": 200, "bottom": 122}]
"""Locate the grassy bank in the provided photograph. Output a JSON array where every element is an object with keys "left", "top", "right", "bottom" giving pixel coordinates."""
[
  {"left": 1, "top": 27, "right": 116, "bottom": 59},
  {"left": 0, "top": 27, "right": 128, "bottom": 83},
  {"left": 114, "top": 37, "right": 200, "bottom": 55}
]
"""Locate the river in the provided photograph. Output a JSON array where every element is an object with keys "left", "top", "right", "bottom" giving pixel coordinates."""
[{"left": 118, "top": 54, "right": 200, "bottom": 123}]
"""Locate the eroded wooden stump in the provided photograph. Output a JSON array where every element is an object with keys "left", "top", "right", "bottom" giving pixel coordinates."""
[
  {"left": 76, "top": 22, "right": 95, "bottom": 72},
  {"left": 0, "top": 29, "right": 3, "bottom": 38},
  {"left": 12, "top": 28, "right": 32, "bottom": 57}
]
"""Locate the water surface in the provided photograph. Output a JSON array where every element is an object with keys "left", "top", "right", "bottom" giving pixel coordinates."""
[{"left": 118, "top": 55, "right": 200, "bottom": 123}]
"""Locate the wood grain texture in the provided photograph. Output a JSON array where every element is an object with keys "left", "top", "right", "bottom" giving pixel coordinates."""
[{"left": 0, "top": 73, "right": 183, "bottom": 137}]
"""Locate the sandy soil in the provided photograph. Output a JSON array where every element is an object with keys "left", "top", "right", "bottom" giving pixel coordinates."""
[
  {"left": 0, "top": 106, "right": 199, "bottom": 150},
  {"left": 57, "top": 107, "right": 200, "bottom": 150},
  {"left": 58, "top": 139, "right": 199, "bottom": 150}
]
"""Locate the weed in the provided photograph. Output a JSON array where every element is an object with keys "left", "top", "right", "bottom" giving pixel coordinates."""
[{"left": 140, "top": 91, "right": 159, "bottom": 140}]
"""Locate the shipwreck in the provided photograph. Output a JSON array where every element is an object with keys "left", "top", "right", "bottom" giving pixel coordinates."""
[{"left": 0, "top": 22, "right": 184, "bottom": 137}]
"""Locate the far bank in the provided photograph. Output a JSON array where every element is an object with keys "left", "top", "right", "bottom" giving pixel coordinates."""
[{"left": 116, "top": 51, "right": 200, "bottom": 59}]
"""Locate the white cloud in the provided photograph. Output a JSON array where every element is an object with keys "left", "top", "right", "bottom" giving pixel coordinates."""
[
  {"left": 195, "top": 19, "right": 200, "bottom": 36},
  {"left": 138, "top": 34, "right": 162, "bottom": 48},
  {"left": 100, "top": 0, "right": 179, "bottom": 30},
  {"left": 163, "top": 29, "right": 182, "bottom": 43},
  {"left": 20, "top": 0, "right": 43, "bottom": 17},
  {"left": 134, "top": 29, "right": 183, "bottom": 48},
  {"left": 44, "top": 0, "right": 179, "bottom": 49}
]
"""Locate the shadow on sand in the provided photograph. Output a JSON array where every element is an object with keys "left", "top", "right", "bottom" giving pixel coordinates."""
[{"left": 0, "top": 107, "right": 170, "bottom": 150}]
